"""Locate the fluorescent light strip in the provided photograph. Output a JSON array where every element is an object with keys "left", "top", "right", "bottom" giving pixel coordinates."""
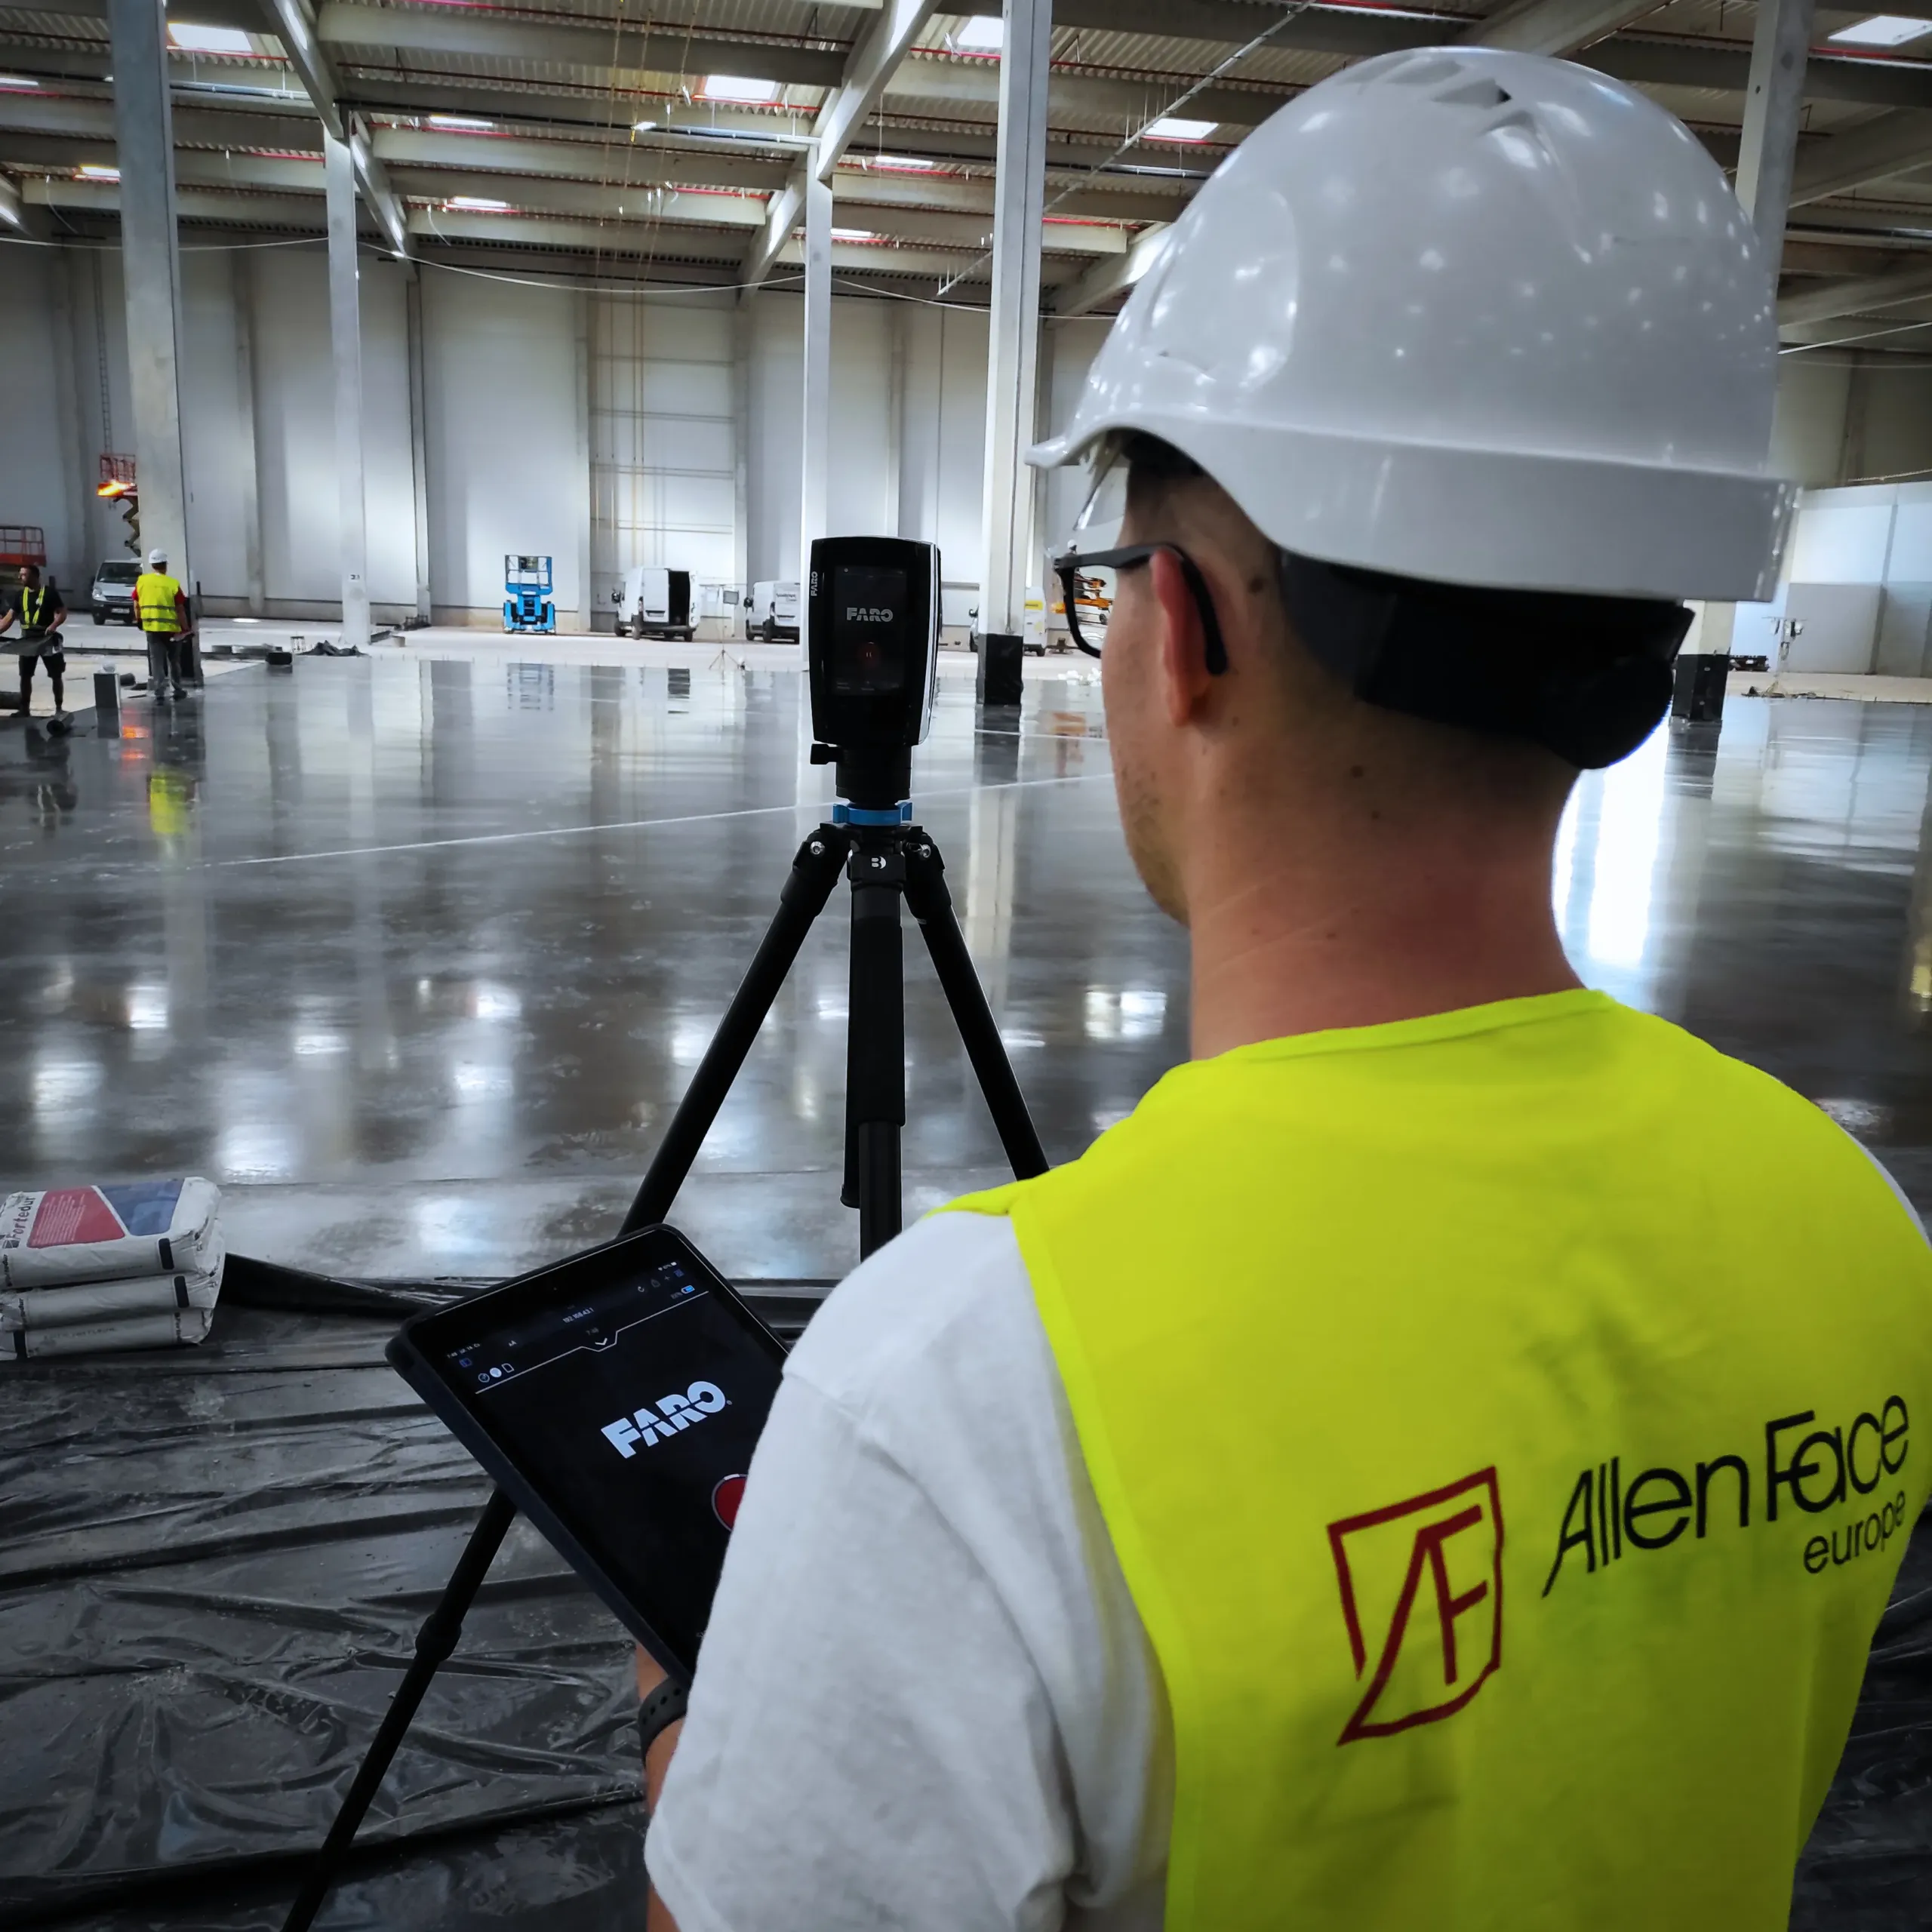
[
  {"left": 1143, "top": 116, "right": 1217, "bottom": 143},
  {"left": 1828, "top": 14, "right": 1932, "bottom": 45},
  {"left": 168, "top": 22, "right": 254, "bottom": 54},
  {"left": 700, "top": 74, "right": 780, "bottom": 104}
]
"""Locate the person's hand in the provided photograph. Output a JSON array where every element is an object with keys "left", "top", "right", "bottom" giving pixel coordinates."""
[{"left": 636, "top": 1643, "right": 685, "bottom": 1811}]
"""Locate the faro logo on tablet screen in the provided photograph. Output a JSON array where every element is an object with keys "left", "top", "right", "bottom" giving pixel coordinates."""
[{"left": 601, "top": 1380, "right": 728, "bottom": 1457}]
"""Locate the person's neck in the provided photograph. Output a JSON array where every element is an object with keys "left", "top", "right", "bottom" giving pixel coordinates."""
[{"left": 1183, "top": 824, "right": 1580, "bottom": 1060}]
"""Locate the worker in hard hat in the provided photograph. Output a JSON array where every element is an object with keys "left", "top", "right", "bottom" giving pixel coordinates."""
[
  {"left": 638, "top": 51, "right": 1932, "bottom": 1931},
  {"left": 0, "top": 563, "right": 69, "bottom": 721},
  {"left": 135, "top": 547, "right": 192, "bottom": 701}
]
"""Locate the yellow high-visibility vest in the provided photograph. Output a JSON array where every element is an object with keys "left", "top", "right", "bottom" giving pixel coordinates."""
[
  {"left": 18, "top": 584, "right": 56, "bottom": 635},
  {"left": 136, "top": 571, "right": 183, "bottom": 635},
  {"left": 949, "top": 990, "right": 1932, "bottom": 1930}
]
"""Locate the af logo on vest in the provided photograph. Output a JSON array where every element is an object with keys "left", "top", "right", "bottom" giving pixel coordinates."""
[{"left": 1328, "top": 1468, "right": 1503, "bottom": 1744}]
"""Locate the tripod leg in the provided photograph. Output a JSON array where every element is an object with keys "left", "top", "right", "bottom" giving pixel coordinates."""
[
  {"left": 281, "top": 1487, "right": 517, "bottom": 1932},
  {"left": 622, "top": 826, "right": 851, "bottom": 1235},
  {"left": 844, "top": 833, "right": 906, "bottom": 1256},
  {"left": 902, "top": 835, "right": 1048, "bottom": 1181}
]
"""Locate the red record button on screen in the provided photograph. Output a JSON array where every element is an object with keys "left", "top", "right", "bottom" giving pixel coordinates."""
[{"left": 712, "top": 1474, "right": 747, "bottom": 1529}]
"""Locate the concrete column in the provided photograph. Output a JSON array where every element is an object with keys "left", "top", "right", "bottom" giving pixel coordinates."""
[
  {"left": 800, "top": 152, "right": 832, "bottom": 586},
  {"left": 1701, "top": 0, "right": 1811, "bottom": 686},
  {"left": 574, "top": 286, "right": 593, "bottom": 632},
  {"left": 731, "top": 297, "right": 752, "bottom": 602},
  {"left": 325, "top": 129, "right": 370, "bottom": 647},
  {"left": 405, "top": 269, "right": 432, "bottom": 623},
  {"left": 1735, "top": 0, "right": 1814, "bottom": 271},
  {"left": 978, "top": 0, "right": 1051, "bottom": 642},
  {"left": 235, "top": 249, "right": 266, "bottom": 614},
  {"left": 1030, "top": 320, "right": 1054, "bottom": 591},
  {"left": 885, "top": 299, "right": 907, "bottom": 538},
  {"left": 106, "top": 0, "right": 189, "bottom": 580}
]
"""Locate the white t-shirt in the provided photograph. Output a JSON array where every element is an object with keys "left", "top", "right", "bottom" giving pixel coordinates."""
[{"left": 646, "top": 1210, "right": 1173, "bottom": 1932}]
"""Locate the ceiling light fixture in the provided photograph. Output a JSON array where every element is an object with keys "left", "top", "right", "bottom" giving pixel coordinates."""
[
  {"left": 167, "top": 22, "right": 254, "bottom": 54},
  {"left": 445, "top": 195, "right": 509, "bottom": 211},
  {"left": 869, "top": 153, "right": 939, "bottom": 171},
  {"left": 77, "top": 163, "right": 121, "bottom": 181},
  {"left": 1828, "top": 14, "right": 1932, "bottom": 44},
  {"left": 951, "top": 16, "right": 1003, "bottom": 51},
  {"left": 632, "top": 118, "right": 657, "bottom": 133},
  {"left": 831, "top": 226, "right": 878, "bottom": 241},
  {"left": 1143, "top": 115, "right": 1217, "bottom": 143},
  {"left": 701, "top": 74, "right": 780, "bottom": 104},
  {"left": 428, "top": 113, "right": 494, "bottom": 131},
  {"left": 0, "top": 75, "right": 40, "bottom": 91}
]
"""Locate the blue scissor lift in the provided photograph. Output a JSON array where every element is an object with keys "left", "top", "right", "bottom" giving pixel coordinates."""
[{"left": 503, "top": 555, "right": 556, "bottom": 634}]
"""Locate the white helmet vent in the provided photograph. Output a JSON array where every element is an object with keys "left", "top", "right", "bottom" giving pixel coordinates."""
[{"left": 1438, "top": 75, "right": 1514, "bottom": 109}]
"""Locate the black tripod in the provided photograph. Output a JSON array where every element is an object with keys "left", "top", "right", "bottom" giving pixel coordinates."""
[{"left": 281, "top": 751, "right": 1047, "bottom": 1930}]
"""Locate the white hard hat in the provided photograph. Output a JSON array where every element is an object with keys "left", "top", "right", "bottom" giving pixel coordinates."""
[
  {"left": 1034, "top": 48, "right": 1792, "bottom": 605},
  {"left": 146, "top": 549, "right": 168, "bottom": 570}
]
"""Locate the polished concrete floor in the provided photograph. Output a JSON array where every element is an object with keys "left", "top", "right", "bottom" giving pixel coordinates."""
[
  {"left": 2, "top": 660, "right": 1931, "bottom": 1280},
  {"left": 6, "top": 662, "right": 1932, "bottom": 1932}
]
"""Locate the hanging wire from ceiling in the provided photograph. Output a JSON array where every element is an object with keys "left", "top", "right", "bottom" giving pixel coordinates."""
[{"left": 932, "top": 1, "right": 1311, "bottom": 300}]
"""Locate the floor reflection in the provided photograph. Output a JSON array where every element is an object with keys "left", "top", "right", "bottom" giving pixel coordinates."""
[{"left": 0, "top": 661, "right": 1928, "bottom": 1223}]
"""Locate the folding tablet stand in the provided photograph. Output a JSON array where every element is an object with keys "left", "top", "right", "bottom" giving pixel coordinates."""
[{"left": 281, "top": 813, "right": 1047, "bottom": 1930}]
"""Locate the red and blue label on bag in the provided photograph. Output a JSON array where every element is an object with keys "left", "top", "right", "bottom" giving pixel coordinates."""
[{"left": 6, "top": 1180, "right": 183, "bottom": 1249}]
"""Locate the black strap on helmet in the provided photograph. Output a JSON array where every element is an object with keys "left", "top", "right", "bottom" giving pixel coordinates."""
[{"left": 1275, "top": 549, "right": 1691, "bottom": 771}]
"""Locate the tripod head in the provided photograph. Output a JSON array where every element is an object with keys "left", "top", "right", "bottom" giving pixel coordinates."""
[{"left": 808, "top": 741, "right": 912, "bottom": 819}]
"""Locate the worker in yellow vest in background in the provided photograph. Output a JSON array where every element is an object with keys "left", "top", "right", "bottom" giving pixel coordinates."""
[
  {"left": 135, "top": 547, "right": 192, "bottom": 702},
  {"left": 0, "top": 563, "right": 69, "bottom": 721},
  {"left": 636, "top": 52, "right": 1932, "bottom": 1932}
]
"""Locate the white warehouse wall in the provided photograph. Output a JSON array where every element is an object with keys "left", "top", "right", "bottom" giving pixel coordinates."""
[
  {"left": 0, "top": 247, "right": 91, "bottom": 597},
  {"left": 423, "top": 270, "right": 589, "bottom": 623},
  {"left": 14, "top": 246, "right": 1112, "bottom": 629},
  {"left": 180, "top": 249, "right": 255, "bottom": 602},
  {"left": 247, "top": 249, "right": 417, "bottom": 612}
]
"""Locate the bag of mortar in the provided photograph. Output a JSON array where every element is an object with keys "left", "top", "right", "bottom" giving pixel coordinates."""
[
  {"left": 0, "top": 1252, "right": 224, "bottom": 1332},
  {"left": 1, "top": 1306, "right": 217, "bottom": 1358},
  {"left": 0, "top": 1178, "right": 222, "bottom": 1289}
]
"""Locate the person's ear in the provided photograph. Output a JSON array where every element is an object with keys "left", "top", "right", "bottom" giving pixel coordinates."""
[{"left": 1148, "top": 549, "right": 1217, "bottom": 728}]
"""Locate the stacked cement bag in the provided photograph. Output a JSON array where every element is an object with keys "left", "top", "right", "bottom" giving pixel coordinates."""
[{"left": 0, "top": 1178, "right": 223, "bottom": 1358}]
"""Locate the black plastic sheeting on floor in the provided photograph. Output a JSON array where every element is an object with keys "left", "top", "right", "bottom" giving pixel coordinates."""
[
  {"left": 0, "top": 1260, "right": 824, "bottom": 1932},
  {"left": 2, "top": 1259, "right": 1929, "bottom": 1930}
]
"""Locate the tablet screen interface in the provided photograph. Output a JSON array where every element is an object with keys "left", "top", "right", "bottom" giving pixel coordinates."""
[{"left": 432, "top": 1250, "right": 781, "bottom": 1663}]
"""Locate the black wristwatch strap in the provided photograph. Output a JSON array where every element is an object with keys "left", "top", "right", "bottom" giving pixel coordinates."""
[{"left": 637, "top": 1677, "right": 690, "bottom": 1766}]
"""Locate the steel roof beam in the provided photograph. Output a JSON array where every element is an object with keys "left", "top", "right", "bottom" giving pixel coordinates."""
[
  {"left": 1461, "top": 0, "right": 1668, "bottom": 57},
  {"left": 1779, "top": 254, "right": 1932, "bottom": 325},
  {"left": 314, "top": 2, "right": 845, "bottom": 90},
  {"left": 398, "top": 167, "right": 769, "bottom": 226},
  {"left": 884, "top": 53, "right": 1294, "bottom": 127},
  {"left": 257, "top": 0, "right": 409, "bottom": 254},
  {"left": 373, "top": 125, "right": 792, "bottom": 193},
  {"left": 1789, "top": 106, "right": 1932, "bottom": 205},
  {"left": 28, "top": 174, "right": 325, "bottom": 223},
  {"left": 773, "top": 232, "right": 1080, "bottom": 281},
  {"left": 1584, "top": 37, "right": 1932, "bottom": 110},
  {"left": 1051, "top": 219, "right": 1172, "bottom": 315},
  {"left": 745, "top": 0, "right": 940, "bottom": 285},
  {"left": 836, "top": 168, "right": 1186, "bottom": 222}
]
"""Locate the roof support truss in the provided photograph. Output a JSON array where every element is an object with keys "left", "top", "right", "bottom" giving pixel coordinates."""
[{"left": 745, "top": 0, "right": 942, "bottom": 286}]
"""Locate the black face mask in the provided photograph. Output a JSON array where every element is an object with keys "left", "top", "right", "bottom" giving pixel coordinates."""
[{"left": 1275, "top": 551, "right": 1692, "bottom": 771}]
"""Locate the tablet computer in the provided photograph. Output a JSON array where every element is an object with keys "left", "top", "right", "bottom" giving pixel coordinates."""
[{"left": 386, "top": 1224, "right": 787, "bottom": 1680}]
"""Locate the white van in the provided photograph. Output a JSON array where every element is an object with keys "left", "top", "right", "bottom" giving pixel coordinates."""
[
  {"left": 748, "top": 580, "right": 800, "bottom": 642},
  {"left": 616, "top": 566, "right": 694, "bottom": 640}
]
